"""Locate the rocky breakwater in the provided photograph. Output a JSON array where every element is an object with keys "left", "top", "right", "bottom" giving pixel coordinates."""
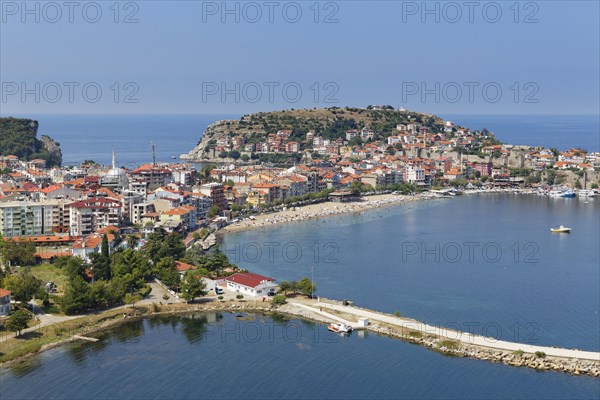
[
  {"left": 277, "top": 301, "right": 600, "bottom": 377},
  {"left": 367, "top": 321, "right": 600, "bottom": 377}
]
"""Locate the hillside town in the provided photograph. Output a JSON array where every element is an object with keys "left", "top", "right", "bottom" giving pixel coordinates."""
[
  {"left": 1, "top": 115, "right": 600, "bottom": 254},
  {"left": 0, "top": 113, "right": 599, "bottom": 376}
]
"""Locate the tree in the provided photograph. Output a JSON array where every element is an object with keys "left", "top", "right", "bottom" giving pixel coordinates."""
[
  {"left": 297, "top": 277, "right": 316, "bottom": 297},
  {"left": 59, "top": 275, "right": 92, "bottom": 314},
  {"left": 349, "top": 181, "right": 363, "bottom": 196},
  {"left": 124, "top": 293, "right": 141, "bottom": 307},
  {"left": 1, "top": 239, "right": 36, "bottom": 266},
  {"left": 3, "top": 268, "right": 42, "bottom": 303},
  {"left": 180, "top": 270, "right": 207, "bottom": 302},
  {"left": 241, "top": 154, "right": 250, "bottom": 162},
  {"left": 143, "top": 229, "right": 185, "bottom": 263},
  {"left": 207, "top": 204, "right": 220, "bottom": 219},
  {"left": 155, "top": 257, "right": 180, "bottom": 290},
  {"left": 61, "top": 256, "right": 86, "bottom": 280},
  {"left": 126, "top": 234, "right": 140, "bottom": 249},
  {"left": 546, "top": 169, "right": 557, "bottom": 185},
  {"left": 5, "top": 309, "right": 32, "bottom": 337},
  {"left": 278, "top": 281, "right": 292, "bottom": 295}
]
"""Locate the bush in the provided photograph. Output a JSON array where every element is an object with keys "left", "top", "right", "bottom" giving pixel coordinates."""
[
  {"left": 236, "top": 294, "right": 244, "bottom": 300},
  {"left": 535, "top": 351, "right": 546, "bottom": 358},
  {"left": 512, "top": 349, "right": 524, "bottom": 356},
  {"left": 271, "top": 294, "right": 287, "bottom": 305},
  {"left": 218, "top": 295, "right": 224, "bottom": 300},
  {"left": 408, "top": 330, "right": 422, "bottom": 338},
  {"left": 438, "top": 340, "right": 459, "bottom": 350},
  {"left": 138, "top": 285, "right": 152, "bottom": 297}
]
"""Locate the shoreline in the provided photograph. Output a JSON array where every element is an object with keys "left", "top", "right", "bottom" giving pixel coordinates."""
[
  {"left": 217, "top": 193, "right": 434, "bottom": 236},
  {"left": 2, "top": 300, "right": 598, "bottom": 377},
  {"left": 3, "top": 190, "right": 598, "bottom": 376}
]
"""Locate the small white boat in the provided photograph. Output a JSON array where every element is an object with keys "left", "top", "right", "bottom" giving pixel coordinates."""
[
  {"left": 327, "top": 322, "right": 353, "bottom": 334},
  {"left": 551, "top": 225, "right": 571, "bottom": 233},
  {"left": 578, "top": 189, "right": 598, "bottom": 198}
]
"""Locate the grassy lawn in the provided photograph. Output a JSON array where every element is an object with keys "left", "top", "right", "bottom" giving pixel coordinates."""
[
  {"left": 28, "top": 263, "right": 69, "bottom": 293},
  {"left": 0, "top": 308, "right": 129, "bottom": 364}
]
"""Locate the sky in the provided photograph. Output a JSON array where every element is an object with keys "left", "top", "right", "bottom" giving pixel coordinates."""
[{"left": 1, "top": 0, "right": 599, "bottom": 115}]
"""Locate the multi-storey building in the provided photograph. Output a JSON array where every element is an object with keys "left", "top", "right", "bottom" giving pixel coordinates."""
[
  {"left": 68, "top": 198, "right": 121, "bottom": 236},
  {"left": 0, "top": 201, "right": 64, "bottom": 237}
]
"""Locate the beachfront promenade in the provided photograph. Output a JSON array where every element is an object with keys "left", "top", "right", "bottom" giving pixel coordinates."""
[{"left": 290, "top": 299, "right": 600, "bottom": 362}]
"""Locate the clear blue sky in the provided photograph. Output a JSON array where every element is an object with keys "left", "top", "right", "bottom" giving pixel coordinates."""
[{"left": 1, "top": 1, "right": 598, "bottom": 115}]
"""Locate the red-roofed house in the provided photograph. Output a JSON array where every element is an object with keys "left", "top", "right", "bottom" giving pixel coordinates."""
[{"left": 225, "top": 272, "right": 277, "bottom": 297}]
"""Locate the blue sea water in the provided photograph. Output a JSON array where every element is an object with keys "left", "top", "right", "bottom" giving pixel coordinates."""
[
  {"left": 442, "top": 114, "right": 600, "bottom": 152},
  {"left": 221, "top": 194, "right": 600, "bottom": 351},
  {"left": 1, "top": 314, "right": 599, "bottom": 400},
  {"left": 7, "top": 114, "right": 239, "bottom": 166},
  {"left": 1, "top": 114, "right": 599, "bottom": 398},
  {"left": 4, "top": 114, "right": 599, "bottom": 166}
]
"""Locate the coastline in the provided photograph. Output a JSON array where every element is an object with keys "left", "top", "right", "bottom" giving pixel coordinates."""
[
  {"left": 217, "top": 193, "right": 433, "bottom": 236},
  {"left": 3, "top": 190, "right": 598, "bottom": 375},
  {"left": 2, "top": 299, "right": 598, "bottom": 377}
]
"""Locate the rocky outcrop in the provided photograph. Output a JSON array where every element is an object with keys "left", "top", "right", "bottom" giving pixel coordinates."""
[
  {"left": 0, "top": 117, "right": 62, "bottom": 166},
  {"left": 39, "top": 134, "right": 63, "bottom": 166}
]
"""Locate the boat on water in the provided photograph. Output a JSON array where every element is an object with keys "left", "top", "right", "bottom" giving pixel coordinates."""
[
  {"left": 578, "top": 189, "right": 598, "bottom": 198},
  {"left": 549, "top": 189, "right": 576, "bottom": 198},
  {"left": 327, "top": 322, "right": 353, "bottom": 334},
  {"left": 551, "top": 225, "right": 572, "bottom": 233}
]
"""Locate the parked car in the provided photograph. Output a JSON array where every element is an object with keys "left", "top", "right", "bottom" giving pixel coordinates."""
[{"left": 215, "top": 287, "right": 225, "bottom": 295}]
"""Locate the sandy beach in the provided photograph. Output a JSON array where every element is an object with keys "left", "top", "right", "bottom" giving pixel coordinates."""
[{"left": 217, "top": 193, "right": 431, "bottom": 235}]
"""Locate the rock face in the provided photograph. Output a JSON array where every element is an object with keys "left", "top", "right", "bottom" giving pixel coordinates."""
[
  {"left": 0, "top": 117, "right": 62, "bottom": 166},
  {"left": 39, "top": 134, "right": 63, "bottom": 166}
]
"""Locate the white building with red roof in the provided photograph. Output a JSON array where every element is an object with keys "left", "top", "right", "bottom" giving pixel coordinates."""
[{"left": 225, "top": 272, "right": 277, "bottom": 297}]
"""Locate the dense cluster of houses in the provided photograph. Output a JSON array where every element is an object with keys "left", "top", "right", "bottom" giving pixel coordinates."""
[{"left": 1, "top": 120, "right": 598, "bottom": 266}]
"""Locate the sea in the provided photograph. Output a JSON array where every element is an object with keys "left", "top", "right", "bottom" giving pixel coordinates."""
[
  {"left": 5, "top": 113, "right": 599, "bottom": 166},
  {"left": 1, "top": 313, "right": 599, "bottom": 400},
  {"left": 0, "top": 114, "right": 599, "bottom": 399}
]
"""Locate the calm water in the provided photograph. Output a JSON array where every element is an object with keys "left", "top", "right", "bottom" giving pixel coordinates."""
[
  {"left": 8, "top": 114, "right": 238, "bottom": 166},
  {"left": 4, "top": 114, "right": 599, "bottom": 166},
  {"left": 222, "top": 194, "right": 600, "bottom": 351},
  {"left": 1, "top": 313, "right": 599, "bottom": 400},
  {"left": 443, "top": 114, "right": 600, "bottom": 152}
]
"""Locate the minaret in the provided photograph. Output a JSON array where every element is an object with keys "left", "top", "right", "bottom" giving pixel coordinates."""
[{"left": 112, "top": 149, "right": 117, "bottom": 169}]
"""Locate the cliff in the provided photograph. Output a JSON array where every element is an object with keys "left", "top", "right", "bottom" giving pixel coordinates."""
[{"left": 0, "top": 117, "right": 63, "bottom": 167}]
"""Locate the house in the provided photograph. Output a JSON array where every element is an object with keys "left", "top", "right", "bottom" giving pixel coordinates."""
[
  {"left": 175, "top": 260, "right": 196, "bottom": 274},
  {"left": 72, "top": 232, "right": 116, "bottom": 262},
  {"left": 0, "top": 288, "right": 11, "bottom": 316},
  {"left": 225, "top": 272, "right": 277, "bottom": 297}
]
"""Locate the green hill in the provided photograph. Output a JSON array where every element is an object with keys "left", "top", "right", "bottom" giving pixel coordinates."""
[{"left": 0, "top": 117, "right": 62, "bottom": 167}]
